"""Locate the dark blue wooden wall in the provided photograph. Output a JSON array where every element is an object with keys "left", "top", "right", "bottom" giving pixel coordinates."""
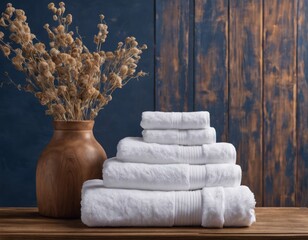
[{"left": 1, "top": 0, "right": 308, "bottom": 207}]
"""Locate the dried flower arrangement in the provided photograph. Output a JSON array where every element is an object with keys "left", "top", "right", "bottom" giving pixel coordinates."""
[{"left": 0, "top": 2, "right": 147, "bottom": 120}]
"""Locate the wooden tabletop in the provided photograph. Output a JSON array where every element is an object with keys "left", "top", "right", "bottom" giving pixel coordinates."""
[{"left": 0, "top": 207, "right": 308, "bottom": 239}]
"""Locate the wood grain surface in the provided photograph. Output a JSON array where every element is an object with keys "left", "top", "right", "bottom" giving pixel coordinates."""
[
  {"left": 229, "top": 0, "right": 263, "bottom": 206},
  {"left": 194, "top": 0, "right": 229, "bottom": 142},
  {"left": 0, "top": 208, "right": 308, "bottom": 239},
  {"left": 36, "top": 121, "right": 107, "bottom": 218},
  {"left": 297, "top": 0, "right": 308, "bottom": 207},
  {"left": 155, "top": 0, "right": 308, "bottom": 207},
  {"left": 155, "top": 0, "right": 194, "bottom": 111},
  {"left": 263, "top": 0, "right": 297, "bottom": 206},
  {"left": 47, "top": 0, "right": 306, "bottom": 210}
]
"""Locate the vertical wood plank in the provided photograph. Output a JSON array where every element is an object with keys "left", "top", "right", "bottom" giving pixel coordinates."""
[
  {"left": 194, "top": 0, "right": 228, "bottom": 142},
  {"left": 229, "top": 0, "right": 263, "bottom": 206},
  {"left": 297, "top": 0, "right": 308, "bottom": 207},
  {"left": 263, "top": 0, "right": 297, "bottom": 206},
  {"left": 155, "top": 0, "right": 194, "bottom": 111}
]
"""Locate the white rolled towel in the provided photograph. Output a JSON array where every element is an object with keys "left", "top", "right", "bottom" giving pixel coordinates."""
[
  {"left": 116, "top": 137, "right": 236, "bottom": 164},
  {"left": 140, "top": 111, "right": 210, "bottom": 129},
  {"left": 103, "top": 158, "right": 242, "bottom": 190},
  {"left": 142, "top": 127, "right": 216, "bottom": 145},
  {"left": 201, "top": 187, "right": 256, "bottom": 228},
  {"left": 81, "top": 180, "right": 256, "bottom": 227}
]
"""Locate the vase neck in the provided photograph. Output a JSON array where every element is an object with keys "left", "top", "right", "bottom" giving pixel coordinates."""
[{"left": 53, "top": 121, "right": 94, "bottom": 131}]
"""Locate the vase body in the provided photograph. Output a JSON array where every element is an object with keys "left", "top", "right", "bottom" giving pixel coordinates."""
[{"left": 36, "top": 120, "right": 107, "bottom": 218}]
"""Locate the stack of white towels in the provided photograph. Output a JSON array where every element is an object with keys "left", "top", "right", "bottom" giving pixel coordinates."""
[{"left": 81, "top": 111, "right": 256, "bottom": 228}]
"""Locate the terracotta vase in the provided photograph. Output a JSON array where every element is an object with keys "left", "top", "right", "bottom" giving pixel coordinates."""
[{"left": 36, "top": 120, "right": 107, "bottom": 218}]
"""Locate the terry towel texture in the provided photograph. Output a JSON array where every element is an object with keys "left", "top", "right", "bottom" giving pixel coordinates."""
[
  {"left": 81, "top": 179, "right": 256, "bottom": 227},
  {"left": 81, "top": 111, "right": 256, "bottom": 228},
  {"left": 116, "top": 137, "right": 236, "bottom": 164},
  {"left": 140, "top": 111, "right": 210, "bottom": 130},
  {"left": 142, "top": 127, "right": 216, "bottom": 145},
  {"left": 103, "top": 158, "right": 242, "bottom": 190}
]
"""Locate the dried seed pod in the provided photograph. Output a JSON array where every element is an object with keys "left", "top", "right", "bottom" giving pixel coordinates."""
[
  {"left": 56, "top": 8, "right": 62, "bottom": 16},
  {"left": 0, "top": 18, "right": 7, "bottom": 27},
  {"left": 38, "top": 61, "right": 49, "bottom": 72},
  {"left": 48, "top": 3, "right": 55, "bottom": 9},
  {"left": 1, "top": 45, "right": 10, "bottom": 57},
  {"left": 141, "top": 44, "right": 147, "bottom": 50},
  {"left": 119, "top": 65, "right": 128, "bottom": 76},
  {"left": 24, "top": 84, "right": 35, "bottom": 93},
  {"left": 66, "top": 14, "right": 72, "bottom": 25},
  {"left": 137, "top": 71, "right": 147, "bottom": 77},
  {"left": 57, "top": 24, "right": 65, "bottom": 33}
]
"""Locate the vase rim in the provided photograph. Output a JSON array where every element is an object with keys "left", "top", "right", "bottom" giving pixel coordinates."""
[{"left": 53, "top": 120, "right": 94, "bottom": 131}]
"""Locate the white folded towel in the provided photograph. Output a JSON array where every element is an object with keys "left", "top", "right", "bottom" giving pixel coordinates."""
[
  {"left": 142, "top": 127, "right": 216, "bottom": 145},
  {"left": 81, "top": 179, "right": 256, "bottom": 227},
  {"left": 116, "top": 137, "right": 236, "bottom": 164},
  {"left": 202, "top": 187, "right": 256, "bottom": 227},
  {"left": 140, "top": 111, "right": 210, "bottom": 129},
  {"left": 103, "top": 158, "right": 242, "bottom": 190}
]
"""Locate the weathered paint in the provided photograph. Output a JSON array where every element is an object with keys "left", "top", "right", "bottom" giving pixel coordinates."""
[
  {"left": 155, "top": 0, "right": 194, "bottom": 111},
  {"left": 297, "top": 0, "right": 308, "bottom": 207},
  {"left": 263, "top": 0, "right": 297, "bottom": 206},
  {"left": 229, "top": 0, "right": 263, "bottom": 206},
  {"left": 194, "top": 0, "right": 228, "bottom": 142}
]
